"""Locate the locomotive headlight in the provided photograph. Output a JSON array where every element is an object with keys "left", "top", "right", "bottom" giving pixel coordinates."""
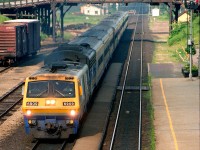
[
  {"left": 50, "top": 99, "right": 56, "bottom": 105},
  {"left": 28, "top": 119, "right": 37, "bottom": 125},
  {"left": 46, "top": 99, "right": 56, "bottom": 105},
  {"left": 46, "top": 100, "right": 51, "bottom": 105},
  {"left": 26, "top": 110, "right": 32, "bottom": 116},
  {"left": 66, "top": 120, "right": 74, "bottom": 126},
  {"left": 70, "top": 110, "right": 76, "bottom": 116}
]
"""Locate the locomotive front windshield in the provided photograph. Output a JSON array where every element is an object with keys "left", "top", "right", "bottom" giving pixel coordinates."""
[{"left": 27, "top": 80, "right": 75, "bottom": 98}]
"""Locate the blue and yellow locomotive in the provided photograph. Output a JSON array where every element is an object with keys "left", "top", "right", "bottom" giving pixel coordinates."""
[{"left": 22, "top": 11, "right": 128, "bottom": 139}]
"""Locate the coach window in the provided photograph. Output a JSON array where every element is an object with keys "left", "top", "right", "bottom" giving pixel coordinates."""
[{"left": 98, "top": 55, "right": 103, "bottom": 67}]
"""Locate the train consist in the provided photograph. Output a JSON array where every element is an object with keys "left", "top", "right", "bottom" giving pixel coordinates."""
[
  {"left": 0, "top": 19, "right": 40, "bottom": 66},
  {"left": 22, "top": 11, "right": 128, "bottom": 139}
]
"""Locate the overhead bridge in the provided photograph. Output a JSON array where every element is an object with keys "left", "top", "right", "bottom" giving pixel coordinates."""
[
  {"left": 0, "top": 0, "right": 183, "bottom": 42},
  {"left": 0, "top": 0, "right": 179, "bottom": 9}
]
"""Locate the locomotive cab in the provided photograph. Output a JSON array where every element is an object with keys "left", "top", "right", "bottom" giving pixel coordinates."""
[{"left": 22, "top": 62, "right": 90, "bottom": 139}]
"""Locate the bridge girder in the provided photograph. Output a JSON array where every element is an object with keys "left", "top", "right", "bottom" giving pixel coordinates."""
[
  {"left": 0, "top": 0, "right": 184, "bottom": 42},
  {"left": 54, "top": 0, "right": 175, "bottom": 3}
]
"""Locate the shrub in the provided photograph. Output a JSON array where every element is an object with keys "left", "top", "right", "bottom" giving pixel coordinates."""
[
  {"left": 0, "top": 15, "right": 10, "bottom": 23},
  {"left": 183, "top": 63, "right": 198, "bottom": 72},
  {"left": 40, "top": 32, "right": 48, "bottom": 41},
  {"left": 185, "top": 45, "right": 196, "bottom": 55},
  {"left": 168, "top": 23, "right": 187, "bottom": 46}
]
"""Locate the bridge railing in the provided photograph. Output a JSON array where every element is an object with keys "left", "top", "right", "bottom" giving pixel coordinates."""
[{"left": 0, "top": 0, "right": 182, "bottom": 9}]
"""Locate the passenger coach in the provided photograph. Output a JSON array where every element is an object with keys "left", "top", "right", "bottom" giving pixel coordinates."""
[{"left": 22, "top": 11, "right": 128, "bottom": 139}]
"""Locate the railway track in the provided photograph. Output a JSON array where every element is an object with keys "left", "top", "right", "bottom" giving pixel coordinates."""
[
  {"left": 102, "top": 3, "right": 148, "bottom": 150},
  {"left": 31, "top": 139, "right": 72, "bottom": 150},
  {"left": 0, "top": 82, "right": 24, "bottom": 125},
  {"left": 0, "top": 4, "right": 153, "bottom": 149},
  {"left": 0, "top": 67, "right": 11, "bottom": 74}
]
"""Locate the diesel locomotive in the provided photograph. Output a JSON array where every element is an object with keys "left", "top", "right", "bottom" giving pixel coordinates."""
[{"left": 22, "top": 11, "right": 128, "bottom": 139}]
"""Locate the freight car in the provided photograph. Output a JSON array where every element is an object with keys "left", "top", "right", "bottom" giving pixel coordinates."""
[
  {"left": 21, "top": 11, "right": 128, "bottom": 139},
  {"left": 0, "top": 19, "right": 40, "bottom": 66}
]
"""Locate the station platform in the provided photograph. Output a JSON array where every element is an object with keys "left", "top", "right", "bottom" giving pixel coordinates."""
[{"left": 152, "top": 77, "right": 199, "bottom": 150}]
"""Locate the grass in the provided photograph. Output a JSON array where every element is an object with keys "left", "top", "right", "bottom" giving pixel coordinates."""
[
  {"left": 143, "top": 76, "right": 155, "bottom": 150},
  {"left": 40, "top": 32, "right": 48, "bottom": 41},
  {"left": 176, "top": 48, "right": 189, "bottom": 62},
  {"left": 63, "top": 13, "right": 105, "bottom": 25},
  {"left": 192, "top": 14, "right": 200, "bottom": 44},
  {"left": 63, "top": 32, "right": 75, "bottom": 41},
  {"left": 152, "top": 43, "right": 182, "bottom": 63},
  {"left": 151, "top": 15, "right": 199, "bottom": 64},
  {"left": 147, "top": 91, "right": 156, "bottom": 150},
  {"left": 168, "top": 16, "right": 199, "bottom": 47},
  {"left": 0, "top": 15, "right": 10, "bottom": 23},
  {"left": 156, "top": 13, "right": 169, "bottom": 21}
]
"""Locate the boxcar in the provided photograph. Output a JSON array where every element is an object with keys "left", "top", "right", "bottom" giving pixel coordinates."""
[
  {"left": 0, "top": 19, "right": 40, "bottom": 65},
  {"left": 0, "top": 23, "right": 28, "bottom": 65}
]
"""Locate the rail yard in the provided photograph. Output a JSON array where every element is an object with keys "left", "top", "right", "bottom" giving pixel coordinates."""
[{"left": 0, "top": 2, "right": 199, "bottom": 150}]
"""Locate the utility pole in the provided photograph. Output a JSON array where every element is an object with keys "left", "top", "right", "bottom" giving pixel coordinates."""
[
  {"left": 185, "top": 0, "right": 199, "bottom": 80},
  {"left": 188, "top": 9, "right": 193, "bottom": 79}
]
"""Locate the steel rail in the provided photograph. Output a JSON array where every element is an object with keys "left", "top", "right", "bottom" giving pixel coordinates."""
[
  {"left": 109, "top": 7, "right": 140, "bottom": 150},
  {"left": 138, "top": 4, "right": 144, "bottom": 150},
  {"left": 31, "top": 140, "right": 39, "bottom": 150},
  {"left": 0, "top": 81, "right": 24, "bottom": 102},
  {"left": 0, "top": 97, "right": 23, "bottom": 118},
  {"left": 59, "top": 140, "right": 68, "bottom": 150},
  {"left": 31, "top": 140, "right": 68, "bottom": 150},
  {"left": 0, "top": 67, "right": 11, "bottom": 74},
  {"left": 0, "top": 82, "right": 24, "bottom": 119}
]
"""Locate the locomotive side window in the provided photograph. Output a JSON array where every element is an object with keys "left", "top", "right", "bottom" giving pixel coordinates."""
[{"left": 27, "top": 80, "right": 75, "bottom": 98}]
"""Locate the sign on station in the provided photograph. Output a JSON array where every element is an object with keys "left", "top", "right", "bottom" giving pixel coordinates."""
[{"left": 152, "top": 8, "right": 160, "bottom": 16}]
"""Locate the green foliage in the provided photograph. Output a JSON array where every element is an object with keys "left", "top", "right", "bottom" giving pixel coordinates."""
[
  {"left": 183, "top": 63, "right": 198, "bottom": 72},
  {"left": 156, "top": 14, "right": 169, "bottom": 21},
  {"left": 0, "top": 15, "right": 10, "bottom": 23},
  {"left": 143, "top": 76, "right": 155, "bottom": 150},
  {"left": 185, "top": 45, "right": 196, "bottom": 55},
  {"left": 63, "top": 32, "right": 74, "bottom": 41},
  {"left": 192, "top": 15, "right": 200, "bottom": 44},
  {"left": 55, "top": 32, "right": 74, "bottom": 41},
  {"left": 168, "top": 23, "right": 187, "bottom": 46},
  {"left": 177, "top": 48, "right": 187, "bottom": 59},
  {"left": 40, "top": 32, "right": 48, "bottom": 41},
  {"left": 168, "top": 15, "right": 199, "bottom": 47}
]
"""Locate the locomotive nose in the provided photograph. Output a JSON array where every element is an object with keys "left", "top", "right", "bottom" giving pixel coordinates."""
[{"left": 45, "top": 122, "right": 56, "bottom": 129}]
